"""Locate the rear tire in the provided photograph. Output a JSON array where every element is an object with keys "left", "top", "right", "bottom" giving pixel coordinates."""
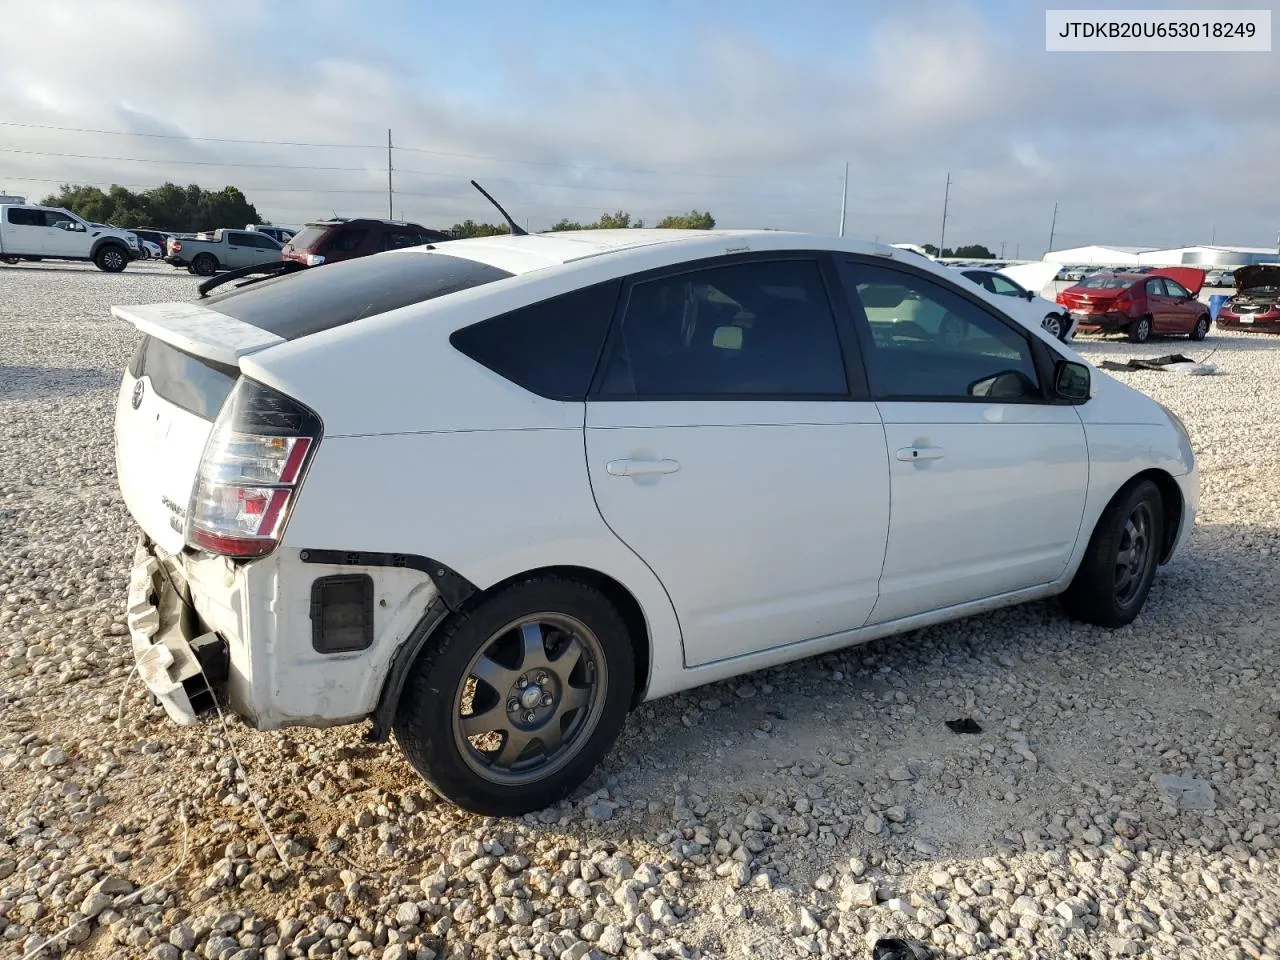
[
  {"left": 0, "top": 256, "right": 18, "bottom": 265},
  {"left": 1060, "top": 479, "right": 1164, "bottom": 628},
  {"left": 394, "top": 576, "right": 635, "bottom": 816},
  {"left": 192, "top": 253, "right": 218, "bottom": 276},
  {"left": 1189, "top": 314, "right": 1210, "bottom": 341},
  {"left": 1127, "top": 315, "right": 1152, "bottom": 343}
]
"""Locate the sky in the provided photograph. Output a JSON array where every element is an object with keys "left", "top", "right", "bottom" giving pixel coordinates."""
[{"left": 0, "top": 0, "right": 1276, "bottom": 255}]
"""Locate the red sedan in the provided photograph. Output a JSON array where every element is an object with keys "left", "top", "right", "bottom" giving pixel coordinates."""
[
  {"left": 1215, "top": 265, "right": 1280, "bottom": 333},
  {"left": 1058, "top": 267, "right": 1210, "bottom": 343}
]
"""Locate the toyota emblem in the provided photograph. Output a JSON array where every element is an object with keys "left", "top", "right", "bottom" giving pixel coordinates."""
[{"left": 131, "top": 380, "right": 145, "bottom": 409}]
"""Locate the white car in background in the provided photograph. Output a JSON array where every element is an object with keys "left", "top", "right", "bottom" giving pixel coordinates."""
[
  {"left": 112, "top": 229, "right": 1197, "bottom": 815},
  {"left": 955, "top": 264, "right": 1077, "bottom": 342}
]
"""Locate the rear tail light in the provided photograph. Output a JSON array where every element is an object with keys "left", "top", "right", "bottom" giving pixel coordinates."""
[
  {"left": 1113, "top": 293, "right": 1132, "bottom": 314},
  {"left": 171, "top": 240, "right": 182, "bottom": 253},
  {"left": 187, "top": 378, "right": 322, "bottom": 559},
  {"left": 1056, "top": 292, "right": 1067, "bottom": 306}
]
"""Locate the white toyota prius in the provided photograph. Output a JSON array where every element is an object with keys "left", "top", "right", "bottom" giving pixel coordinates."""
[{"left": 113, "top": 228, "right": 1198, "bottom": 815}]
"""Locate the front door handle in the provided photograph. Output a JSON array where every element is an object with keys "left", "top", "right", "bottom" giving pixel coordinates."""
[
  {"left": 895, "top": 446, "right": 945, "bottom": 462},
  {"left": 606, "top": 458, "right": 681, "bottom": 477}
]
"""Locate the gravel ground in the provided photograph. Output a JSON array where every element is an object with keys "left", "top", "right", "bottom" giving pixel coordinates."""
[{"left": 1, "top": 261, "right": 1278, "bottom": 960}]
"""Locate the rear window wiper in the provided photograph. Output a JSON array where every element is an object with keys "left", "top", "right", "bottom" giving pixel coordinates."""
[{"left": 197, "top": 260, "right": 309, "bottom": 299}]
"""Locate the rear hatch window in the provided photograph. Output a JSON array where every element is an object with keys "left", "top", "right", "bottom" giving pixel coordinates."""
[
  {"left": 285, "top": 226, "right": 330, "bottom": 250},
  {"left": 199, "top": 251, "right": 514, "bottom": 342},
  {"left": 128, "top": 336, "right": 238, "bottom": 421}
]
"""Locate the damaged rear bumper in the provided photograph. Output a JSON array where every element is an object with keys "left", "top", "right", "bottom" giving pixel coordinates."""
[{"left": 126, "top": 535, "right": 228, "bottom": 724}]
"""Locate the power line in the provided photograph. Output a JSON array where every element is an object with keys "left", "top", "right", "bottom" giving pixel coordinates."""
[
  {"left": 0, "top": 117, "right": 839, "bottom": 182},
  {"left": 0, "top": 119, "right": 377, "bottom": 150},
  {"left": 0, "top": 147, "right": 375, "bottom": 171}
]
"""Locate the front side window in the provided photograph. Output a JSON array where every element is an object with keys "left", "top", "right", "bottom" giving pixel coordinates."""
[
  {"left": 44, "top": 211, "right": 79, "bottom": 229},
  {"left": 596, "top": 259, "right": 848, "bottom": 398},
  {"left": 1164, "top": 278, "right": 1190, "bottom": 298},
  {"left": 843, "top": 262, "right": 1042, "bottom": 402},
  {"left": 327, "top": 229, "right": 367, "bottom": 253}
]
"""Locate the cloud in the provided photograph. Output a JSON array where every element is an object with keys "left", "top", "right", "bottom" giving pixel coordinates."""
[{"left": 0, "top": 0, "right": 1275, "bottom": 252}]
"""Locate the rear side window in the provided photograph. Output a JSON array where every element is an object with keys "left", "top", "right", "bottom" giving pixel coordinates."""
[
  {"left": 450, "top": 280, "right": 621, "bottom": 401},
  {"left": 202, "top": 252, "right": 514, "bottom": 341},
  {"left": 327, "top": 229, "right": 367, "bottom": 253},
  {"left": 130, "top": 335, "right": 238, "bottom": 421},
  {"left": 6, "top": 208, "right": 44, "bottom": 226},
  {"left": 596, "top": 259, "right": 848, "bottom": 398},
  {"left": 383, "top": 230, "right": 425, "bottom": 251}
]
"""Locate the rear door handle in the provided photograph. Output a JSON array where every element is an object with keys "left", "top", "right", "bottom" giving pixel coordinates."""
[
  {"left": 606, "top": 458, "right": 681, "bottom": 477},
  {"left": 895, "top": 446, "right": 945, "bottom": 462}
]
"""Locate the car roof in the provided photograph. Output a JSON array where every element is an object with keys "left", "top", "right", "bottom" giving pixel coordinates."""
[
  {"left": 413, "top": 228, "right": 890, "bottom": 277},
  {"left": 304, "top": 218, "right": 425, "bottom": 229}
]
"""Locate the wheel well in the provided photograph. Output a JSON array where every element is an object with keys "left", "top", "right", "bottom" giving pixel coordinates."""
[
  {"left": 1117, "top": 469, "right": 1183, "bottom": 564},
  {"left": 473, "top": 565, "right": 652, "bottom": 707}
]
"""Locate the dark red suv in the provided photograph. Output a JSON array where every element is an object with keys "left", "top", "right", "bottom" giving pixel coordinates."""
[{"left": 282, "top": 218, "right": 452, "bottom": 268}]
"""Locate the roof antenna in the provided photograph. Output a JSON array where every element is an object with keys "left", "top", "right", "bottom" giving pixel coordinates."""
[{"left": 471, "top": 180, "right": 527, "bottom": 236}]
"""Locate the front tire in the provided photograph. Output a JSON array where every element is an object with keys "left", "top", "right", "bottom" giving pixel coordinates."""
[
  {"left": 1060, "top": 479, "right": 1164, "bottom": 628},
  {"left": 192, "top": 253, "right": 218, "bottom": 276},
  {"left": 394, "top": 576, "right": 635, "bottom": 816},
  {"left": 1041, "top": 313, "right": 1064, "bottom": 341},
  {"left": 94, "top": 245, "right": 128, "bottom": 273},
  {"left": 1127, "top": 315, "right": 1152, "bottom": 343},
  {"left": 1189, "top": 314, "right": 1210, "bottom": 341}
]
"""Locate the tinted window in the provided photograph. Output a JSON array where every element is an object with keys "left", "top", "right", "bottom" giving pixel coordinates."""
[
  {"left": 843, "top": 262, "right": 1041, "bottom": 402},
  {"left": 451, "top": 280, "right": 621, "bottom": 401},
  {"left": 6, "top": 208, "right": 44, "bottom": 226},
  {"left": 287, "top": 226, "right": 329, "bottom": 249},
  {"left": 1078, "top": 275, "right": 1132, "bottom": 289},
  {"left": 1145, "top": 278, "right": 1168, "bottom": 296},
  {"left": 131, "top": 335, "right": 238, "bottom": 421},
  {"left": 202, "top": 252, "right": 513, "bottom": 341},
  {"left": 327, "top": 229, "right": 367, "bottom": 253},
  {"left": 44, "top": 211, "right": 77, "bottom": 228},
  {"left": 383, "top": 230, "right": 425, "bottom": 251},
  {"left": 596, "top": 259, "right": 848, "bottom": 398}
]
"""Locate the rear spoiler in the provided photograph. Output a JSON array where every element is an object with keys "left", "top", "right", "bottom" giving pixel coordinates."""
[{"left": 110, "top": 302, "right": 284, "bottom": 367}]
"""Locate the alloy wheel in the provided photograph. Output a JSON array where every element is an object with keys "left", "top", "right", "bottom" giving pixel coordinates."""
[{"left": 452, "top": 613, "right": 607, "bottom": 785}]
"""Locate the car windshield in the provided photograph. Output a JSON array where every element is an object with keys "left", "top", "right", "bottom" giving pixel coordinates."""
[
  {"left": 286, "top": 226, "right": 330, "bottom": 249},
  {"left": 1077, "top": 275, "right": 1132, "bottom": 289}
]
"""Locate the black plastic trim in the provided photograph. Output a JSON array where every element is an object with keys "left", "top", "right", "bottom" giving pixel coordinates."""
[
  {"left": 298, "top": 548, "right": 477, "bottom": 612},
  {"left": 365, "top": 599, "right": 451, "bottom": 742}
]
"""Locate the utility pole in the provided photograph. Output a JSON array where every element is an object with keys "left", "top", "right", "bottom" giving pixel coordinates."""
[
  {"left": 387, "top": 128, "right": 394, "bottom": 219},
  {"left": 839, "top": 161, "right": 849, "bottom": 237},
  {"left": 1211, "top": 226, "right": 1216, "bottom": 245},
  {"left": 939, "top": 172, "right": 951, "bottom": 256},
  {"left": 1047, "top": 201, "right": 1058, "bottom": 255},
  {"left": 1015, "top": 244, "right": 1020, "bottom": 259},
  {"left": 1000, "top": 241, "right": 1006, "bottom": 258}
]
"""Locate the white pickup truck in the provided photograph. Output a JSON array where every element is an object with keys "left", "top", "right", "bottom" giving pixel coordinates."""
[
  {"left": 0, "top": 203, "right": 139, "bottom": 271},
  {"left": 164, "top": 228, "right": 282, "bottom": 276}
]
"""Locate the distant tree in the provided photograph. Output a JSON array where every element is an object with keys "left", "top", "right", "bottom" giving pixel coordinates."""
[
  {"left": 949, "top": 244, "right": 995, "bottom": 259},
  {"left": 39, "top": 182, "right": 262, "bottom": 232},
  {"left": 921, "top": 243, "right": 940, "bottom": 256},
  {"left": 549, "top": 211, "right": 644, "bottom": 231},
  {"left": 449, "top": 219, "right": 509, "bottom": 238},
  {"left": 657, "top": 209, "right": 715, "bottom": 230}
]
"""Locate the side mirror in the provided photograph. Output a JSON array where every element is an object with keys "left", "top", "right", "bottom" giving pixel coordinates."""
[
  {"left": 1023, "top": 290, "right": 1035, "bottom": 301},
  {"left": 1054, "top": 360, "right": 1091, "bottom": 403}
]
